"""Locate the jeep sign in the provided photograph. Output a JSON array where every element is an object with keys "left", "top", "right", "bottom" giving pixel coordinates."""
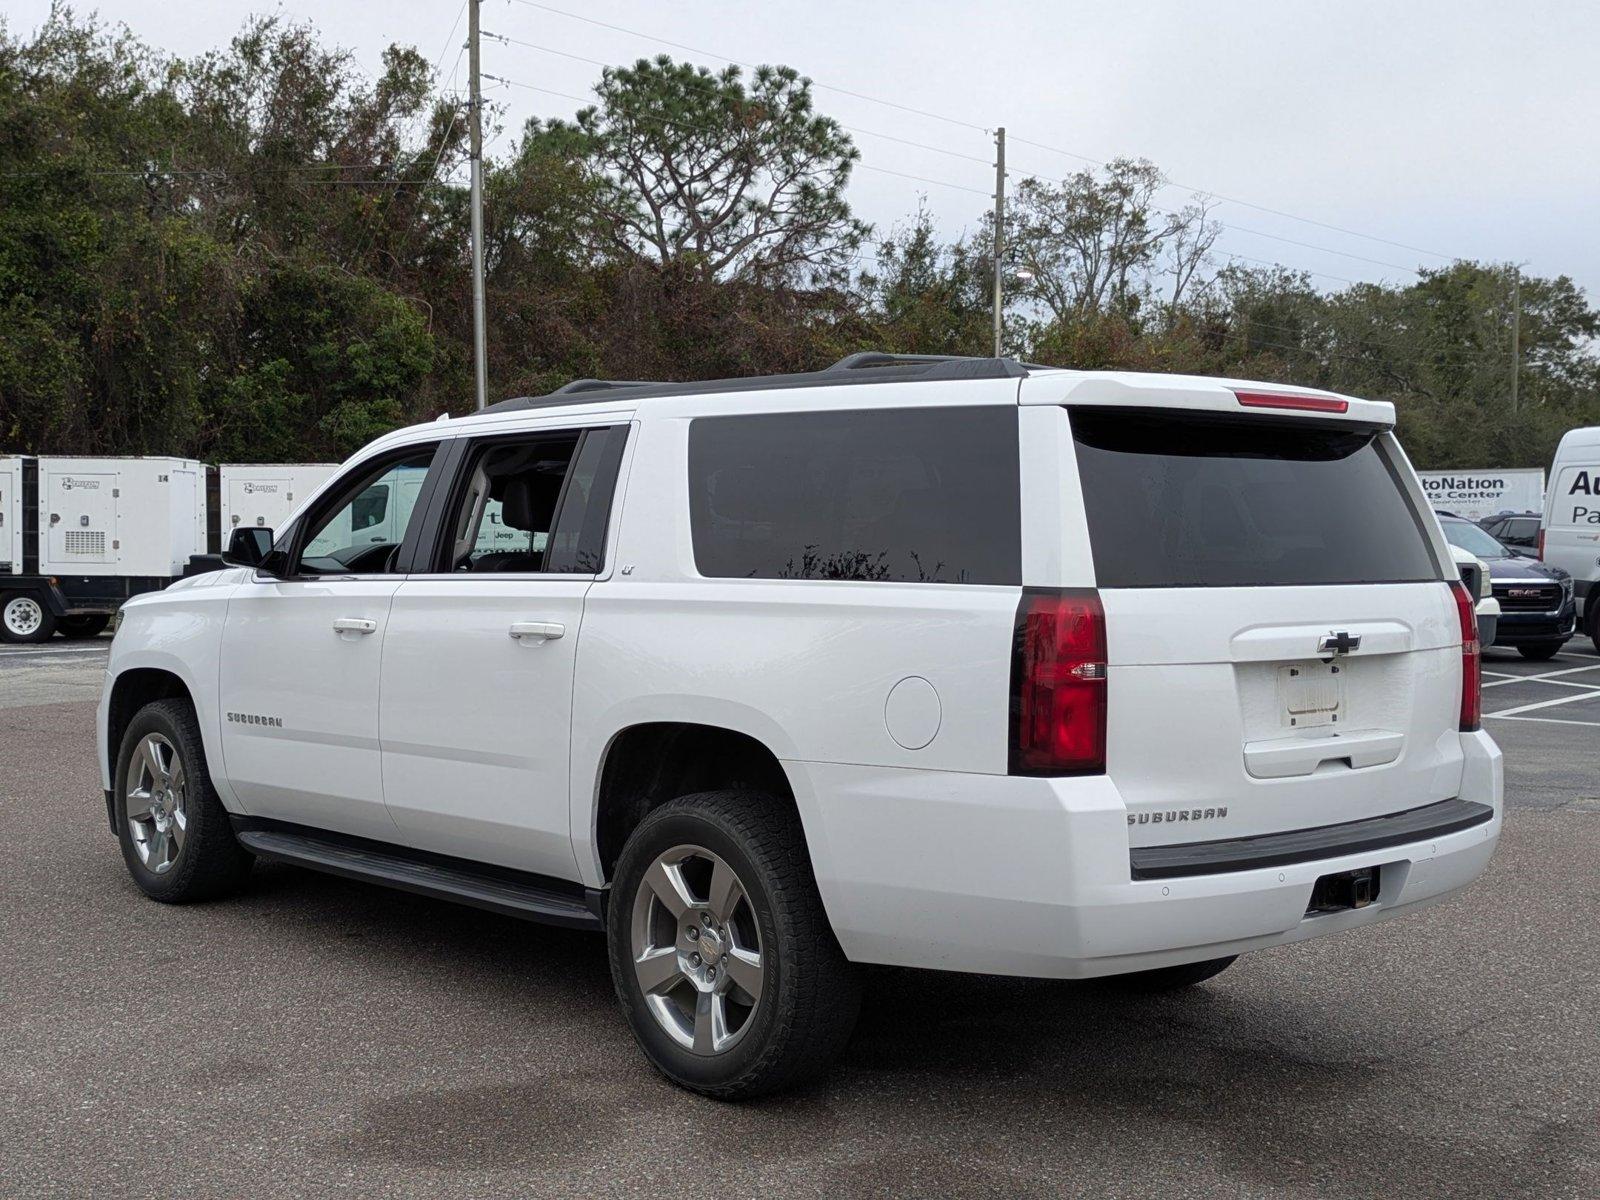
[{"left": 1417, "top": 468, "right": 1545, "bottom": 522}]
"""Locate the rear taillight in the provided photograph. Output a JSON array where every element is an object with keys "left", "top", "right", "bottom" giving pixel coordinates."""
[
  {"left": 1450, "top": 580, "right": 1481, "bottom": 732},
  {"left": 1009, "top": 588, "right": 1107, "bottom": 774},
  {"left": 1536, "top": 528, "right": 1545, "bottom": 560}
]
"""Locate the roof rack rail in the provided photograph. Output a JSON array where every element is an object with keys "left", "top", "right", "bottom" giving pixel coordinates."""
[
  {"left": 826, "top": 351, "right": 979, "bottom": 371},
  {"left": 483, "top": 350, "right": 1034, "bottom": 414},
  {"left": 550, "top": 379, "right": 661, "bottom": 396}
]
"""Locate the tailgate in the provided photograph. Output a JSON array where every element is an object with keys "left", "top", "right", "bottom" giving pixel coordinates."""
[{"left": 1067, "top": 404, "right": 1465, "bottom": 846}]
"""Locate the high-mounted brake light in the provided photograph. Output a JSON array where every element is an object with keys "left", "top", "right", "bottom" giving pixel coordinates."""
[
  {"left": 1233, "top": 390, "right": 1350, "bottom": 414},
  {"left": 1449, "top": 580, "right": 1481, "bottom": 732},
  {"left": 1009, "top": 589, "right": 1107, "bottom": 775}
]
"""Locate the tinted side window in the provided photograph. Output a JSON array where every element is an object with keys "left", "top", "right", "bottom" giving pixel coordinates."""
[
  {"left": 298, "top": 448, "right": 438, "bottom": 575},
  {"left": 435, "top": 426, "right": 627, "bottom": 574},
  {"left": 1071, "top": 408, "right": 1439, "bottom": 588},
  {"left": 688, "top": 407, "right": 1021, "bottom": 585}
]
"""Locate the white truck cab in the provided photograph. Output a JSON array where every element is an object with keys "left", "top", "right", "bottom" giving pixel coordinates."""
[
  {"left": 96, "top": 353, "right": 1502, "bottom": 1097},
  {"left": 1543, "top": 426, "right": 1600, "bottom": 652}
]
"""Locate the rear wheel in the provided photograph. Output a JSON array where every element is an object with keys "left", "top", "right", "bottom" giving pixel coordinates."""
[
  {"left": 1589, "top": 605, "right": 1600, "bottom": 656},
  {"left": 607, "top": 789, "right": 859, "bottom": 1099},
  {"left": 1101, "top": 955, "right": 1237, "bottom": 993},
  {"left": 1, "top": 591, "right": 56, "bottom": 643},
  {"left": 114, "top": 698, "right": 253, "bottom": 903},
  {"left": 58, "top": 614, "right": 110, "bottom": 639},
  {"left": 1516, "top": 641, "right": 1564, "bottom": 662}
]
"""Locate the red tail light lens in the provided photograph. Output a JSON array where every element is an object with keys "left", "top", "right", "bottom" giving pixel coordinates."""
[
  {"left": 1010, "top": 588, "right": 1107, "bottom": 774},
  {"left": 1233, "top": 389, "right": 1350, "bottom": 414},
  {"left": 1536, "top": 527, "right": 1545, "bottom": 561},
  {"left": 1450, "top": 580, "right": 1481, "bottom": 732}
]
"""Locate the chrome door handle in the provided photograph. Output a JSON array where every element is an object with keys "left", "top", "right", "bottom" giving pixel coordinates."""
[
  {"left": 332, "top": 618, "right": 378, "bottom": 635},
  {"left": 509, "top": 621, "right": 565, "bottom": 642}
]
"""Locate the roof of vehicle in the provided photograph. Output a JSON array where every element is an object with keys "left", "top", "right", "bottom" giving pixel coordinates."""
[
  {"left": 1555, "top": 425, "right": 1600, "bottom": 450},
  {"left": 359, "top": 353, "right": 1392, "bottom": 459},
  {"left": 482, "top": 352, "right": 1033, "bottom": 413}
]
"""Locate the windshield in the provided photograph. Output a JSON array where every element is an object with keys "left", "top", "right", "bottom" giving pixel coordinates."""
[{"left": 1440, "top": 520, "right": 1508, "bottom": 559}]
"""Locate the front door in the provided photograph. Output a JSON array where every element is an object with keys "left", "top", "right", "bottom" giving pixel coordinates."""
[
  {"left": 218, "top": 444, "right": 441, "bottom": 840},
  {"left": 379, "top": 424, "right": 627, "bottom": 877}
]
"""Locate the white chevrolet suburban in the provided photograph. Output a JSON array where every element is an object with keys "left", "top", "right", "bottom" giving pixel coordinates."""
[{"left": 98, "top": 352, "right": 1503, "bottom": 1097}]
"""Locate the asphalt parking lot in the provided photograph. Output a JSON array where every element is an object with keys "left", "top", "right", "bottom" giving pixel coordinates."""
[{"left": 1, "top": 639, "right": 1597, "bottom": 1198}]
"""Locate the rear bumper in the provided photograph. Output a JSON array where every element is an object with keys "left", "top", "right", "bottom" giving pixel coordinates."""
[{"left": 787, "top": 731, "right": 1502, "bottom": 979}]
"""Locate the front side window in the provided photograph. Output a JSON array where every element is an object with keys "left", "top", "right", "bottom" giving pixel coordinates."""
[
  {"left": 688, "top": 406, "right": 1022, "bottom": 585},
  {"left": 436, "top": 426, "right": 626, "bottom": 574},
  {"left": 297, "top": 447, "right": 438, "bottom": 575}
]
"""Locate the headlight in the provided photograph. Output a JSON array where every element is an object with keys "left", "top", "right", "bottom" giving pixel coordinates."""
[
  {"left": 1477, "top": 568, "right": 1493, "bottom": 600},
  {"left": 109, "top": 607, "right": 125, "bottom": 639}
]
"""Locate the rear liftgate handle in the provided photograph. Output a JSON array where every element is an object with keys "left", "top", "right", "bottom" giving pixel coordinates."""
[{"left": 509, "top": 621, "right": 565, "bottom": 643}]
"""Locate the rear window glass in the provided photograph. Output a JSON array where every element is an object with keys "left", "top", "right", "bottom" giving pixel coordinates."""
[
  {"left": 1070, "top": 408, "right": 1440, "bottom": 588},
  {"left": 688, "top": 407, "right": 1021, "bottom": 584}
]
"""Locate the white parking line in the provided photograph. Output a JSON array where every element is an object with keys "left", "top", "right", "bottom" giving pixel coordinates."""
[
  {"left": 1489, "top": 714, "right": 1600, "bottom": 729},
  {"left": 1481, "top": 662, "right": 1600, "bottom": 688},
  {"left": 1483, "top": 689, "right": 1600, "bottom": 718}
]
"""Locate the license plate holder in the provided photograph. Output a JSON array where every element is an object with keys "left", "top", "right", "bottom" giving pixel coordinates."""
[{"left": 1277, "top": 660, "right": 1345, "bottom": 729}]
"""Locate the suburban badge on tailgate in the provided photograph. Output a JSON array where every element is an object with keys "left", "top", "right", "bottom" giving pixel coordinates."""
[{"left": 1128, "top": 807, "right": 1228, "bottom": 826}]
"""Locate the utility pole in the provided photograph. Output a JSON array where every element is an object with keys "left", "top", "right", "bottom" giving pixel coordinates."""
[
  {"left": 991, "top": 127, "right": 1006, "bottom": 358},
  {"left": 468, "top": 0, "right": 488, "bottom": 410},
  {"left": 1509, "top": 264, "right": 1521, "bottom": 414}
]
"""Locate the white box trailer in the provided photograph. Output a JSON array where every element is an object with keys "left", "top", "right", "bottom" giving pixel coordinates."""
[
  {"left": 217, "top": 463, "right": 337, "bottom": 538},
  {"left": 0, "top": 455, "right": 208, "bottom": 643}
]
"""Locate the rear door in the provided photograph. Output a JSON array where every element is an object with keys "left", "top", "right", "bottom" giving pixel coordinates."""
[
  {"left": 378, "top": 423, "right": 629, "bottom": 877},
  {"left": 1065, "top": 405, "right": 1462, "bottom": 845}
]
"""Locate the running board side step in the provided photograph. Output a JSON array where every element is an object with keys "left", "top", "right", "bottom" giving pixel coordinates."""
[{"left": 233, "top": 822, "right": 604, "bottom": 930}]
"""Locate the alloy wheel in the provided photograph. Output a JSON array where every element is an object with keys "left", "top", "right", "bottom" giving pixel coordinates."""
[
  {"left": 629, "top": 844, "right": 765, "bottom": 1055},
  {"left": 125, "top": 733, "right": 187, "bottom": 874}
]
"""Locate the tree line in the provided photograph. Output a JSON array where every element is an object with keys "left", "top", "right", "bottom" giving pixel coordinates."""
[{"left": 3, "top": 11, "right": 1596, "bottom": 467}]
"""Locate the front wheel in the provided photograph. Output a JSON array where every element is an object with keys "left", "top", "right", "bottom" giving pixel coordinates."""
[
  {"left": 114, "top": 698, "right": 253, "bottom": 903},
  {"left": 1517, "top": 641, "right": 1564, "bottom": 662},
  {"left": 1, "top": 591, "right": 56, "bottom": 643},
  {"left": 607, "top": 790, "right": 860, "bottom": 1099}
]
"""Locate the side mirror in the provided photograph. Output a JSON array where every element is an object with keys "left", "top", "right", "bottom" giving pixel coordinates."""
[{"left": 224, "top": 526, "right": 275, "bottom": 570}]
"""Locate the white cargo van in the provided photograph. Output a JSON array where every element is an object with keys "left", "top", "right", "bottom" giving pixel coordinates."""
[
  {"left": 1542, "top": 426, "right": 1600, "bottom": 652},
  {"left": 0, "top": 455, "right": 208, "bottom": 642}
]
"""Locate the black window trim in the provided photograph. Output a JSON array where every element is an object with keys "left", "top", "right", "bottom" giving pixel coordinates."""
[
  {"left": 408, "top": 423, "right": 630, "bottom": 579},
  {"left": 259, "top": 440, "right": 447, "bottom": 582}
]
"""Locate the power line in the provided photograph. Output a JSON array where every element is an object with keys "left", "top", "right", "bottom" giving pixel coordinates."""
[
  {"left": 502, "top": 0, "right": 990, "bottom": 134},
  {"left": 501, "top": 0, "right": 1465, "bottom": 268},
  {"left": 483, "top": 32, "right": 993, "bottom": 169},
  {"left": 481, "top": 68, "right": 991, "bottom": 197},
  {"left": 1010, "top": 134, "right": 1454, "bottom": 262}
]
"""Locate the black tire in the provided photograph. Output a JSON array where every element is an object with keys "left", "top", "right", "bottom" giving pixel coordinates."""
[
  {"left": 113, "top": 698, "right": 253, "bottom": 903},
  {"left": 1100, "top": 955, "right": 1237, "bottom": 993},
  {"left": 1589, "top": 605, "right": 1600, "bottom": 656},
  {"left": 0, "top": 591, "right": 57, "bottom": 643},
  {"left": 607, "top": 789, "right": 860, "bottom": 1099},
  {"left": 1516, "top": 641, "right": 1564, "bottom": 662},
  {"left": 58, "top": 614, "right": 110, "bottom": 639}
]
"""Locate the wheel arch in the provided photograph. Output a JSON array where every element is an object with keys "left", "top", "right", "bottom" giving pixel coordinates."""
[
  {"left": 589, "top": 721, "right": 804, "bottom": 887},
  {"left": 106, "top": 667, "right": 196, "bottom": 787}
]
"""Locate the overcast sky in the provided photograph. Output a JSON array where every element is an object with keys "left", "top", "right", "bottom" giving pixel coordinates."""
[{"left": 12, "top": 0, "right": 1600, "bottom": 299}]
